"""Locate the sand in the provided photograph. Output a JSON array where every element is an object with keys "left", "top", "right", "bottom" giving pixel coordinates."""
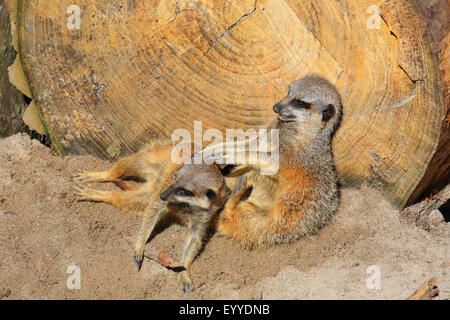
[{"left": 0, "top": 134, "right": 448, "bottom": 299}]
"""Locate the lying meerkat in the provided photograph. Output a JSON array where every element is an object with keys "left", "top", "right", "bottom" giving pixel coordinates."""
[
  {"left": 155, "top": 163, "right": 230, "bottom": 292},
  {"left": 73, "top": 150, "right": 230, "bottom": 292}
]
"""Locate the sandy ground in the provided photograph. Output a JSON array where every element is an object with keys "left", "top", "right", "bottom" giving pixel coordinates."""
[{"left": 0, "top": 134, "right": 448, "bottom": 300}]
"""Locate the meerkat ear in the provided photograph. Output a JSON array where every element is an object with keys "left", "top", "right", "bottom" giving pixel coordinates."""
[
  {"left": 220, "top": 164, "right": 237, "bottom": 176},
  {"left": 322, "top": 104, "right": 335, "bottom": 122}
]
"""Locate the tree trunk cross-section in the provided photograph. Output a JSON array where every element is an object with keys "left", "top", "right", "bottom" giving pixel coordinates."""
[
  {"left": 407, "top": 32, "right": 450, "bottom": 205},
  {"left": 17, "top": 0, "right": 445, "bottom": 208}
]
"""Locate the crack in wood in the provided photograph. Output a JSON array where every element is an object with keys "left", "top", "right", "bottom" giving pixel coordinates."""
[
  {"left": 398, "top": 64, "right": 424, "bottom": 83},
  {"left": 164, "top": 8, "right": 194, "bottom": 25},
  {"left": 380, "top": 18, "right": 423, "bottom": 84},
  {"left": 197, "top": 0, "right": 258, "bottom": 65}
]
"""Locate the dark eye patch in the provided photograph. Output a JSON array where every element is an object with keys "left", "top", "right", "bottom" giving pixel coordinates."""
[
  {"left": 291, "top": 99, "right": 310, "bottom": 109},
  {"left": 174, "top": 188, "right": 194, "bottom": 197},
  {"left": 322, "top": 104, "right": 335, "bottom": 122},
  {"left": 206, "top": 189, "right": 216, "bottom": 200}
]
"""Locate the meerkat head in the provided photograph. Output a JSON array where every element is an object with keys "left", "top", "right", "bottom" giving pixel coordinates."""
[
  {"left": 160, "top": 163, "right": 229, "bottom": 213},
  {"left": 273, "top": 74, "right": 342, "bottom": 142}
]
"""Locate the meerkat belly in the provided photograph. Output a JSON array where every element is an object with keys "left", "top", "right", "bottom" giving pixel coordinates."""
[{"left": 276, "top": 166, "right": 318, "bottom": 220}]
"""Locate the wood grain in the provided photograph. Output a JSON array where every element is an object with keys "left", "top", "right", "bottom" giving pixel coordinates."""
[
  {"left": 16, "top": 0, "right": 445, "bottom": 208},
  {"left": 407, "top": 31, "right": 450, "bottom": 205}
]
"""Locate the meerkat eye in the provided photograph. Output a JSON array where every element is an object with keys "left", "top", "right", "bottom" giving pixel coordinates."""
[
  {"left": 292, "top": 99, "right": 310, "bottom": 109},
  {"left": 174, "top": 188, "right": 194, "bottom": 197},
  {"left": 205, "top": 189, "right": 216, "bottom": 200},
  {"left": 322, "top": 104, "right": 335, "bottom": 122}
]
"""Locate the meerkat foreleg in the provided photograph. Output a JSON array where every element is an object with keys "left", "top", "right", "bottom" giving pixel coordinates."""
[
  {"left": 178, "top": 222, "right": 208, "bottom": 293},
  {"left": 198, "top": 137, "right": 278, "bottom": 175},
  {"left": 199, "top": 128, "right": 277, "bottom": 159},
  {"left": 224, "top": 155, "right": 277, "bottom": 177},
  {"left": 133, "top": 204, "right": 166, "bottom": 270}
]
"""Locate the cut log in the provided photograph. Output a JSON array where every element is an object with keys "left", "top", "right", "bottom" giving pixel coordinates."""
[
  {"left": 0, "top": 0, "right": 27, "bottom": 136},
  {"left": 15, "top": 0, "right": 445, "bottom": 208},
  {"left": 407, "top": 32, "right": 450, "bottom": 205}
]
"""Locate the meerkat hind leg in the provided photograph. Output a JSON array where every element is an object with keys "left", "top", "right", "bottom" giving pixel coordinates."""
[
  {"left": 73, "top": 184, "right": 111, "bottom": 202},
  {"left": 73, "top": 184, "right": 148, "bottom": 216},
  {"left": 72, "top": 169, "right": 113, "bottom": 184},
  {"left": 72, "top": 153, "right": 153, "bottom": 184}
]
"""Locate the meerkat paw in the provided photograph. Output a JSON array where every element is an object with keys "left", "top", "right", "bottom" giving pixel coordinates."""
[
  {"left": 225, "top": 175, "right": 249, "bottom": 208},
  {"left": 133, "top": 248, "right": 144, "bottom": 271},
  {"left": 72, "top": 184, "right": 110, "bottom": 203},
  {"left": 232, "top": 175, "right": 248, "bottom": 196},
  {"left": 179, "top": 272, "right": 195, "bottom": 294},
  {"left": 72, "top": 183, "right": 94, "bottom": 200},
  {"left": 71, "top": 170, "right": 91, "bottom": 184},
  {"left": 71, "top": 169, "right": 109, "bottom": 184}
]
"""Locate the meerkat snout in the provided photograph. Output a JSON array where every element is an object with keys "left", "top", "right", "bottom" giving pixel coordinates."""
[{"left": 273, "top": 104, "right": 281, "bottom": 113}]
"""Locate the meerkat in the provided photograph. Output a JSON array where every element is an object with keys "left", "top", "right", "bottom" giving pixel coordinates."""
[
  {"left": 199, "top": 74, "right": 343, "bottom": 247},
  {"left": 73, "top": 73, "right": 342, "bottom": 278},
  {"left": 155, "top": 163, "right": 230, "bottom": 292},
  {"left": 72, "top": 145, "right": 230, "bottom": 292}
]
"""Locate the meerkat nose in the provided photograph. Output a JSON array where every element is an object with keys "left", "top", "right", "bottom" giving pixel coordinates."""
[{"left": 273, "top": 104, "right": 281, "bottom": 113}]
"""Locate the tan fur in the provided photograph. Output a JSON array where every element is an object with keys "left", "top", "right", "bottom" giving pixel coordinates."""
[
  {"left": 202, "top": 74, "right": 342, "bottom": 248},
  {"left": 72, "top": 74, "right": 342, "bottom": 288},
  {"left": 72, "top": 144, "right": 230, "bottom": 292}
]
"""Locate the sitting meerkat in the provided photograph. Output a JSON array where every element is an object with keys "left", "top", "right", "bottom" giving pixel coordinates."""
[{"left": 199, "top": 74, "right": 343, "bottom": 247}]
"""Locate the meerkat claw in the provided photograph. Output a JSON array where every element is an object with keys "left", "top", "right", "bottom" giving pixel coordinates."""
[
  {"left": 71, "top": 170, "right": 86, "bottom": 183},
  {"left": 233, "top": 175, "right": 248, "bottom": 194},
  {"left": 72, "top": 183, "right": 88, "bottom": 200},
  {"left": 238, "top": 175, "right": 247, "bottom": 186},
  {"left": 180, "top": 281, "right": 194, "bottom": 294},
  {"left": 133, "top": 252, "right": 143, "bottom": 271}
]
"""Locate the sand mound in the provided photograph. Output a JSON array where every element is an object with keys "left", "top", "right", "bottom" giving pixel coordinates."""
[{"left": 0, "top": 134, "right": 448, "bottom": 299}]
